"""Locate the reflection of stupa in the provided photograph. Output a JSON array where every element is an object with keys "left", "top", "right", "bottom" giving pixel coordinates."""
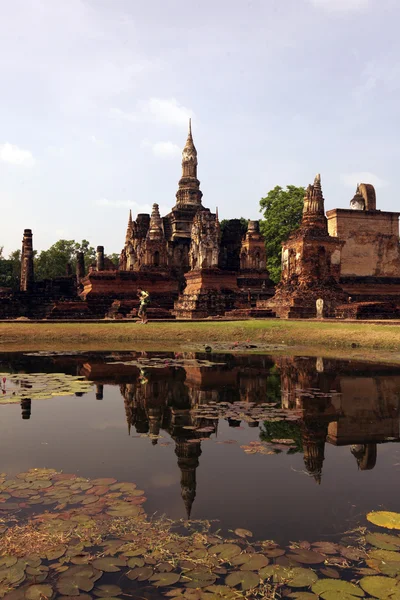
[
  {"left": 148, "top": 406, "right": 163, "bottom": 445},
  {"left": 175, "top": 439, "right": 201, "bottom": 519},
  {"left": 301, "top": 420, "right": 329, "bottom": 484},
  {"left": 21, "top": 398, "right": 31, "bottom": 420},
  {"left": 350, "top": 444, "right": 377, "bottom": 471}
]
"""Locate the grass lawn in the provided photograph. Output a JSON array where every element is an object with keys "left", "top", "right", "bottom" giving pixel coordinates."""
[{"left": 0, "top": 319, "right": 399, "bottom": 356}]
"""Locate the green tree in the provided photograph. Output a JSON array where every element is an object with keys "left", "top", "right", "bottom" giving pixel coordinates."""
[
  {"left": 34, "top": 240, "right": 96, "bottom": 280},
  {"left": 259, "top": 185, "right": 305, "bottom": 283},
  {"left": 219, "top": 218, "right": 248, "bottom": 237},
  {"left": 106, "top": 252, "right": 120, "bottom": 268},
  {"left": 0, "top": 249, "right": 21, "bottom": 290}
]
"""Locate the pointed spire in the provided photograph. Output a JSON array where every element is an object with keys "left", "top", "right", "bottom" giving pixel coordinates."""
[
  {"left": 175, "top": 119, "right": 203, "bottom": 207},
  {"left": 182, "top": 119, "right": 197, "bottom": 166},
  {"left": 126, "top": 209, "right": 134, "bottom": 242},
  {"left": 303, "top": 173, "right": 325, "bottom": 219},
  {"left": 147, "top": 203, "right": 164, "bottom": 239},
  {"left": 215, "top": 207, "right": 219, "bottom": 223}
]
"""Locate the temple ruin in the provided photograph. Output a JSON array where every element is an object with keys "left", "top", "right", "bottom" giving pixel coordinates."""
[{"left": 1, "top": 121, "right": 400, "bottom": 320}]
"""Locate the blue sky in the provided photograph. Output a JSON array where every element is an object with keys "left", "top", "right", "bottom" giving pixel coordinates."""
[{"left": 1, "top": 0, "right": 399, "bottom": 255}]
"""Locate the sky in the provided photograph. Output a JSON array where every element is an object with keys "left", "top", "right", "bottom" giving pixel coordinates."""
[{"left": 0, "top": 0, "right": 399, "bottom": 255}]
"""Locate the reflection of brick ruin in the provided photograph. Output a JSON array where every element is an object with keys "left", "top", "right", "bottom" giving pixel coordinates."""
[
  {"left": 277, "top": 355, "right": 400, "bottom": 481},
  {"left": 13, "top": 351, "right": 400, "bottom": 499}
]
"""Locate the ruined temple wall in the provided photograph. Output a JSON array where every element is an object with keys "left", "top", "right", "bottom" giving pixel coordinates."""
[{"left": 326, "top": 209, "right": 400, "bottom": 277}]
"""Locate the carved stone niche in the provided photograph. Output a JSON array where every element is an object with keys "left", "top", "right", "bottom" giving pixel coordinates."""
[
  {"left": 239, "top": 221, "right": 267, "bottom": 271},
  {"left": 189, "top": 211, "right": 220, "bottom": 270}
]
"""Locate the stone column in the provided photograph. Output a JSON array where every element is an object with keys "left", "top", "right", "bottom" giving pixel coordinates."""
[
  {"left": 96, "top": 246, "right": 105, "bottom": 271},
  {"left": 76, "top": 252, "right": 85, "bottom": 282},
  {"left": 20, "top": 229, "right": 34, "bottom": 292}
]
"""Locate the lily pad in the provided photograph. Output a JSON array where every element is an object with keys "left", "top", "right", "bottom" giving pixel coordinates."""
[
  {"left": 287, "top": 549, "right": 325, "bottom": 565},
  {"left": 366, "top": 533, "right": 400, "bottom": 551},
  {"left": 91, "top": 557, "right": 126, "bottom": 573},
  {"left": 259, "top": 565, "right": 317, "bottom": 587},
  {"left": 149, "top": 573, "right": 181, "bottom": 587},
  {"left": 46, "top": 546, "right": 67, "bottom": 561},
  {"left": 0, "top": 558, "right": 17, "bottom": 569},
  {"left": 93, "top": 585, "right": 122, "bottom": 597},
  {"left": 225, "top": 571, "right": 259, "bottom": 591},
  {"left": 312, "top": 579, "right": 365, "bottom": 598},
  {"left": 126, "top": 558, "right": 144, "bottom": 568},
  {"left": 126, "top": 567, "right": 153, "bottom": 581},
  {"left": 201, "top": 585, "right": 238, "bottom": 599},
  {"left": 209, "top": 544, "right": 241, "bottom": 560},
  {"left": 25, "top": 585, "right": 53, "bottom": 600},
  {"left": 369, "top": 550, "right": 400, "bottom": 564},
  {"left": 360, "top": 575, "right": 400, "bottom": 599},
  {"left": 238, "top": 554, "right": 269, "bottom": 570},
  {"left": 367, "top": 512, "right": 400, "bottom": 531},
  {"left": 184, "top": 570, "right": 217, "bottom": 588},
  {"left": 234, "top": 529, "right": 253, "bottom": 539},
  {"left": 56, "top": 577, "right": 95, "bottom": 596}
]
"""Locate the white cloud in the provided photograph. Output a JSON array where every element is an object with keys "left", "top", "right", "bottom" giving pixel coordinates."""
[
  {"left": 308, "top": 0, "right": 369, "bottom": 12},
  {"left": 0, "top": 143, "right": 35, "bottom": 167},
  {"left": 90, "top": 135, "right": 107, "bottom": 148},
  {"left": 340, "top": 172, "right": 388, "bottom": 189},
  {"left": 141, "top": 139, "right": 181, "bottom": 159},
  {"left": 111, "top": 98, "right": 193, "bottom": 127}
]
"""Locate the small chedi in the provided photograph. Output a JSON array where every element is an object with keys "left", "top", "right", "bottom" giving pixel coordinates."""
[
  {"left": 1, "top": 122, "right": 400, "bottom": 320},
  {"left": 257, "top": 173, "right": 400, "bottom": 319}
]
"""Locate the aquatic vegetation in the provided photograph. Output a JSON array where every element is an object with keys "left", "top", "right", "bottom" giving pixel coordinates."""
[
  {"left": 190, "top": 401, "right": 302, "bottom": 428},
  {"left": 2, "top": 469, "right": 400, "bottom": 599},
  {"left": 367, "top": 512, "right": 400, "bottom": 531},
  {"left": 0, "top": 373, "right": 92, "bottom": 404}
]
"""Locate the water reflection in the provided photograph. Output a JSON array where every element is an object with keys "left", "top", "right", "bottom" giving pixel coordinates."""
[{"left": 1, "top": 350, "right": 400, "bottom": 540}]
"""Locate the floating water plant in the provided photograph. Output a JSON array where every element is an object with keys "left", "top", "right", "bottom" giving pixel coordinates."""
[
  {"left": 0, "top": 373, "right": 93, "bottom": 404},
  {"left": 2, "top": 469, "right": 400, "bottom": 599}
]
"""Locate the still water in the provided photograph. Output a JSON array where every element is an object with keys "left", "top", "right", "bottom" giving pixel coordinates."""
[{"left": 1, "top": 350, "right": 400, "bottom": 545}]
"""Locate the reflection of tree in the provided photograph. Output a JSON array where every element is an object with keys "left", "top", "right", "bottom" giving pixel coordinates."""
[
  {"left": 260, "top": 420, "right": 303, "bottom": 454},
  {"left": 266, "top": 366, "right": 282, "bottom": 405}
]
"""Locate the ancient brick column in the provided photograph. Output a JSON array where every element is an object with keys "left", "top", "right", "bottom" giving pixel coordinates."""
[
  {"left": 20, "top": 229, "right": 34, "bottom": 292},
  {"left": 76, "top": 252, "right": 85, "bottom": 282},
  {"left": 96, "top": 246, "right": 105, "bottom": 271}
]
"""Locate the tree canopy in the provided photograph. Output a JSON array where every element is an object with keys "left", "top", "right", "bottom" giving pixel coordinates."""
[
  {"left": 0, "top": 249, "right": 21, "bottom": 290},
  {"left": 219, "top": 218, "right": 248, "bottom": 237},
  {"left": 34, "top": 240, "right": 97, "bottom": 280},
  {"left": 259, "top": 185, "right": 305, "bottom": 283}
]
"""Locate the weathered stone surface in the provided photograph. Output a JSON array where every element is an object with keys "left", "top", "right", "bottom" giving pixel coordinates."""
[
  {"left": 173, "top": 269, "right": 239, "bottom": 319},
  {"left": 265, "top": 174, "right": 347, "bottom": 318},
  {"left": 327, "top": 208, "right": 400, "bottom": 278}
]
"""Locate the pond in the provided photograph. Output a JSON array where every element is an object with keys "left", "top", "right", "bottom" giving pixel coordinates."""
[{"left": 1, "top": 349, "right": 400, "bottom": 599}]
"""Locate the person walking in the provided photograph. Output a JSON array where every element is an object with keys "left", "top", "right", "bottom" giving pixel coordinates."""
[{"left": 137, "top": 288, "right": 150, "bottom": 324}]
